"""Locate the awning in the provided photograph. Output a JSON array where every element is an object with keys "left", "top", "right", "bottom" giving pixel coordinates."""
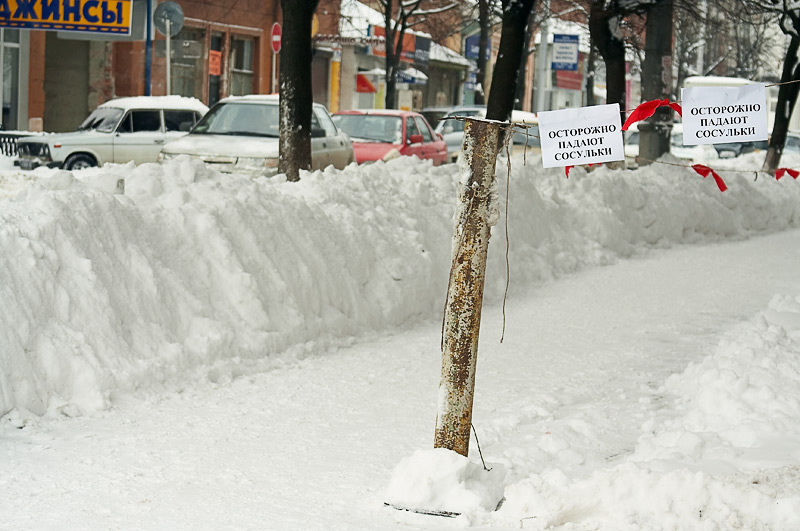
[{"left": 397, "top": 67, "right": 428, "bottom": 85}]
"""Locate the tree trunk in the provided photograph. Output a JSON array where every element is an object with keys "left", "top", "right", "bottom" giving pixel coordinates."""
[
  {"left": 514, "top": 9, "right": 537, "bottom": 110},
  {"left": 475, "top": 0, "right": 490, "bottom": 105},
  {"left": 589, "top": 3, "right": 626, "bottom": 124},
  {"left": 383, "top": 1, "right": 399, "bottom": 109},
  {"left": 764, "top": 34, "right": 800, "bottom": 172},
  {"left": 486, "top": 0, "right": 537, "bottom": 122},
  {"left": 586, "top": 45, "right": 596, "bottom": 106},
  {"left": 639, "top": 0, "right": 674, "bottom": 163},
  {"left": 279, "top": 0, "right": 320, "bottom": 181}
]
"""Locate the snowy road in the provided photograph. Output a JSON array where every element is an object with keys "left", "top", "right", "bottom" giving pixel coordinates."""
[{"left": 3, "top": 227, "right": 800, "bottom": 530}]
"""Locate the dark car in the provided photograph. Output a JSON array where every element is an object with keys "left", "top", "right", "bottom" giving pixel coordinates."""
[
  {"left": 785, "top": 133, "right": 800, "bottom": 154},
  {"left": 713, "top": 141, "right": 755, "bottom": 158}
]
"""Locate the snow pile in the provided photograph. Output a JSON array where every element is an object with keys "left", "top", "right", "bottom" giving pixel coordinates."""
[
  {"left": 495, "top": 462, "right": 800, "bottom": 530},
  {"left": 385, "top": 448, "right": 505, "bottom": 514},
  {"left": 633, "top": 293, "right": 800, "bottom": 472},
  {"left": 485, "top": 291, "right": 800, "bottom": 529},
  {"left": 3, "top": 153, "right": 800, "bottom": 418}
]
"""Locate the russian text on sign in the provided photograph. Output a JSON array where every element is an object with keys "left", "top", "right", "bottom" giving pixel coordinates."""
[
  {"left": 538, "top": 103, "right": 625, "bottom": 168},
  {"left": 0, "top": 0, "right": 131, "bottom": 34},
  {"left": 681, "top": 83, "right": 768, "bottom": 146}
]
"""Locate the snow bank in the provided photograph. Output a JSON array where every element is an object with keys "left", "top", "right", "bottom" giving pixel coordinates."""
[
  {"left": 634, "top": 293, "right": 800, "bottom": 472},
  {"left": 3, "top": 154, "right": 800, "bottom": 417},
  {"left": 491, "top": 292, "right": 800, "bottom": 529},
  {"left": 496, "top": 462, "right": 800, "bottom": 530}
]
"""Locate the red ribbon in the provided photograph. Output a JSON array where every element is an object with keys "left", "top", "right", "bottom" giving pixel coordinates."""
[
  {"left": 564, "top": 163, "right": 601, "bottom": 178},
  {"left": 776, "top": 168, "right": 800, "bottom": 180},
  {"left": 622, "top": 99, "right": 683, "bottom": 131},
  {"left": 692, "top": 164, "right": 727, "bottom": 192}
]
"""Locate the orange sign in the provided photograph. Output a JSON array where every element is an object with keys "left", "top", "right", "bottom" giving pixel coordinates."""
[
  {"left": 209, "top": 50, "right": 222, "bottom": 76},
  {"left": 371, "top": 26, "right": 416, "bottom": 63}
]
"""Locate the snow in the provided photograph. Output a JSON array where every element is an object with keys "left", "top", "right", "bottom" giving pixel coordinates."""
[
  {"left": 98, "top": 95, "right": 209, "bottom": 114},
  {"left": 385, "top": 448, "right": 506, "bottom": 514},
  {"left": 3, "top": 149, "right": 800, "bottom": 529}
]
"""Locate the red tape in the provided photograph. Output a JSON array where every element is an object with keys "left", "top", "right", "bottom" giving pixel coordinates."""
[
  {"left": 565, "top": 165, "right": 573, "bottom": 178},
  {"left": 622, "top": 99, "right": 683, "bottom": 131},
  {"left": 776, "top": 168, "right": 800, "bottom": 180},
  {"left": 692, "top": 164, "right": 727, "bottom": 192}
]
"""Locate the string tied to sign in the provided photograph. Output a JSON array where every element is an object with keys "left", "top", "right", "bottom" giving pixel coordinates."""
[{"left": 622, "top": 99, "right": 683, "bottom": 131}]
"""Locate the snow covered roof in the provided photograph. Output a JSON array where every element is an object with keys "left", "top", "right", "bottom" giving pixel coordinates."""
[
  {"left": 100, "top": 96, "right": 209, "bottom": 114},
  {"left": 430, "top": 42, "right": 470, "bottom": 67},
  {"left": 220, "top": 94, "right": 280, "bottom": 104}
]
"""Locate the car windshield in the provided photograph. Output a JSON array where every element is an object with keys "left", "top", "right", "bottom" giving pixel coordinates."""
[
  {"left": 191, "top": 101, "right": 280, "bottom": 137},
  {"left": 78, "top": 107, "right": 124, "bottom": 132},
  {"left": 333, "top": 114, "right": 402, "bottom": 143}
]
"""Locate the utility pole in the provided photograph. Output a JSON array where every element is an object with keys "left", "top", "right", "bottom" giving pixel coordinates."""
[
  {"left": 638, "top": 0, "right": 674, "bottom": 163},
  {"left": 434, "top": 118, "right": 501, "bottom": 457}
]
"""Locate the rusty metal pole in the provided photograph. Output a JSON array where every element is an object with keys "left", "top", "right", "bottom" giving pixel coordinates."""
[{"left": 434, "top": 118, "right": 501, "bottom": 457}]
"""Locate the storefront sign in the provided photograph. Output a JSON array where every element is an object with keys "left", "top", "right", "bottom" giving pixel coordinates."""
[
  {"left": 0, "top": 0, "right": 133, "bottom": 34},
  {"left": 313, "top": 34, "right": 384, "bottom": 47},
  {"left": 538, "top": 103, "right": 625, "bottom": 168},
  {"left": 369, "top": 25, "right": 429, "bottom": 65},
  {"left": 681, "top": 83, "right": 768, "bottom": 145}
]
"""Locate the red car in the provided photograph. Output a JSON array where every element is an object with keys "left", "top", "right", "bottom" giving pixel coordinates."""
[{"left": 332, "top": 109, "right": 448, "bottom": 165}]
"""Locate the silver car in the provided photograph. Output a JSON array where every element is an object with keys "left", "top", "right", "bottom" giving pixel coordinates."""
[
  {"left": 158, "top": 95, "right": 354, "bottom": 176},
  {"left": 17, "top": 96, "right": 209, "bottom": 170}
]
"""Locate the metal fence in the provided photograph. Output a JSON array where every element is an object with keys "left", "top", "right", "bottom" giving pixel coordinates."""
[{"left": 0, "top": 132, "right": 34, "bottom": 158}]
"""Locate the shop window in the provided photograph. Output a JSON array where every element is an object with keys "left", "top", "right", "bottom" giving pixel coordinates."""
[{"left": 230, "top": 36, "right": 254, "bottom": 96}]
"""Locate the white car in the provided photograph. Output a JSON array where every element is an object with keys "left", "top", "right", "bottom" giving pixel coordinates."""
[
  {"left": 158, "top": 95, "right": 355, "bottom": 177},
  {"left": 17, "top": 96, "right": 209, "bottom": 171},
  {"left": 624, "top": 122, "right": 718, "bottom": 164},
  {"left": 434, "top": 106, "right": 540, "bottom": 162}
]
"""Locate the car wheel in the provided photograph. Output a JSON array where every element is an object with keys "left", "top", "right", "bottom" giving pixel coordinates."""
[{"left": 64, "top": 154, "right": 97, "bottom": 171}]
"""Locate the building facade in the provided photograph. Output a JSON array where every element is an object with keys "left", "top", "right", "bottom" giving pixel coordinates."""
[
  {"left": 15, "top": 0, "right": 296, "bottom": 132},
  {"left": 4, "top": 0, "right": 466, "bottom": 134}
]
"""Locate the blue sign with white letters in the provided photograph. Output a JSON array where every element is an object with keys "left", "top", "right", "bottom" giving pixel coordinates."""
[{"left": 551, "top": 34, "right": 579, "bottom": 71}]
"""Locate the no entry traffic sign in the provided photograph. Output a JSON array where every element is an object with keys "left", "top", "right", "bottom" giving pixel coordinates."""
[{"left": 271, "top": 22, "right": 282, "bottom": 54}]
